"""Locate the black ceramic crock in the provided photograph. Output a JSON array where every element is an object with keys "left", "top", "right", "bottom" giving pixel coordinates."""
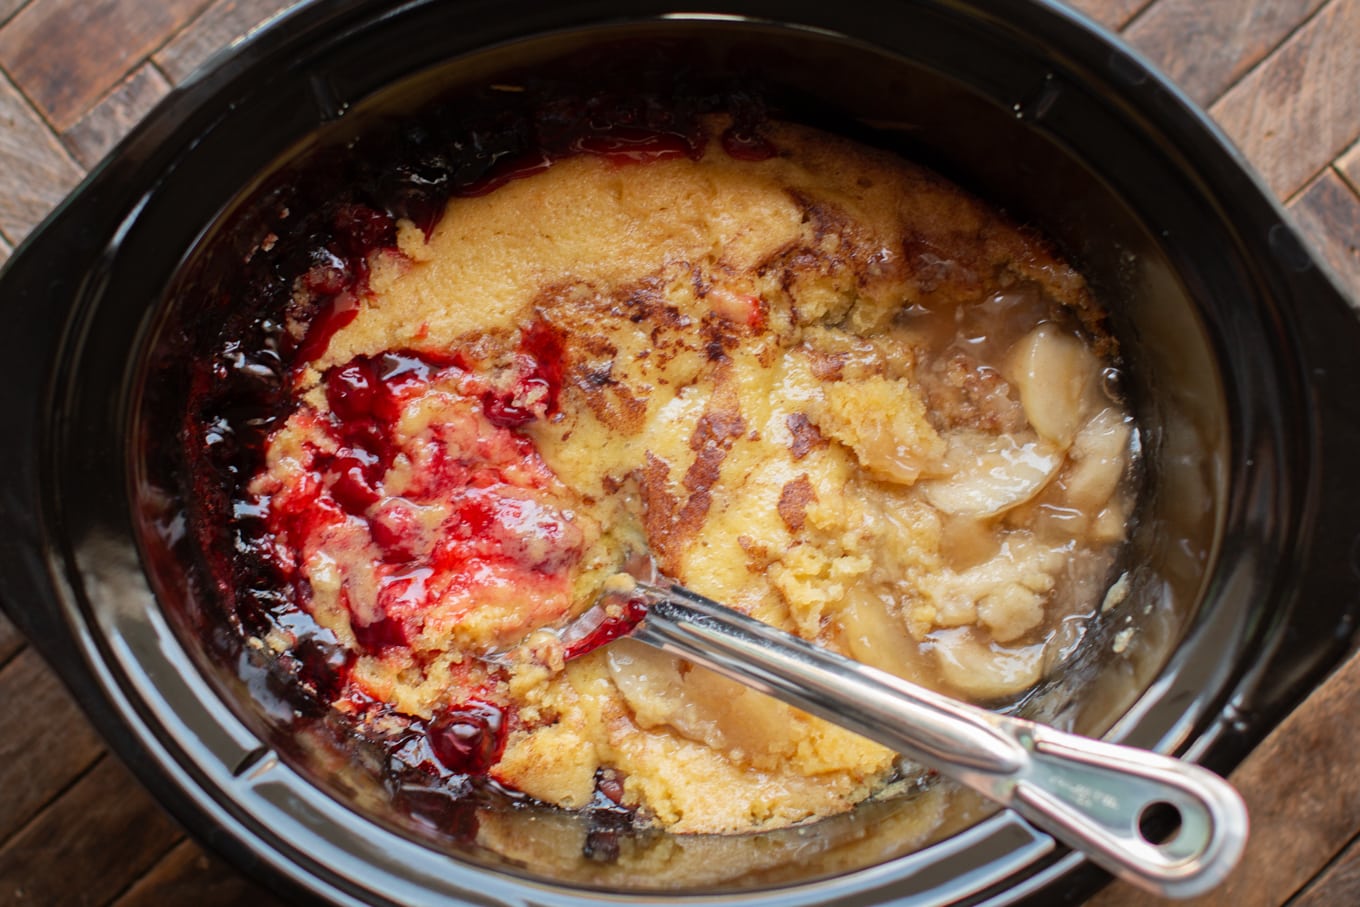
[{"left": 3, "top": 1, "right": 1360, "bottom": 904}]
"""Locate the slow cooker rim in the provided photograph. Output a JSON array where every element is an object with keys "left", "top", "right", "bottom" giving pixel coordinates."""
[{"left": 0, "top": 1, "right": 1356, "bottom": 906}]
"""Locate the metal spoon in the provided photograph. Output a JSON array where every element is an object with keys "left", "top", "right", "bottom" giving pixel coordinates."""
[{"left": 582, "top": 568, "right": 1246, "bottom": 900}]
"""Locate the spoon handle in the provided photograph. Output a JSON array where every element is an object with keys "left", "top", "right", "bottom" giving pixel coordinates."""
[{"left": 627, "top": 580, "right": 1247, "bottom": 900}]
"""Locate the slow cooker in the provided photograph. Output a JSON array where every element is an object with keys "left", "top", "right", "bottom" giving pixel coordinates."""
[{"left": 2, "top": 1, "right": 1360, "bottom": 904}]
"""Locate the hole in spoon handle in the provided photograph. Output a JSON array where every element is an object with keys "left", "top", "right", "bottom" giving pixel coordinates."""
[{"left": 1006, "top": 722, "right": 1248, "bottom": 899}]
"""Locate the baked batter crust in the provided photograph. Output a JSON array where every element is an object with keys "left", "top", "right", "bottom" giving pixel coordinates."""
[{"left": 247, "top": 115, "right": 1134, "bottom": 834}]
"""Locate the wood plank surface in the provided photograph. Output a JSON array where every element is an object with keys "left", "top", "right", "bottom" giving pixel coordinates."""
[
  {"left": 154, "top": 0, "right": 300, "bottom": 85},
  {"left": 0, "top": 0, "right": 210, "bottom": 130},
  {"left": 1123, "top": 0, "right": 1325, "bottom": 106},
  {"left": 62, "top": 62, "right": 171, "bottom": 170},
  {"left": 111, "top": 839, "right": 290, "bottom": 907},
  {"left": 0, "top": 756, "right": 183, "bottom": 906},
  {"left": 0, "top": 1, "right": 28, "bottom": 28},
  {"left": 0, "top": 650, "right": 105, "bottom": 845},
  {"left": 1340, "top": 139, "right": 1360, "bottom": 194},
  {"left": 1064, "top": 0, "right": 1153, "bottom": 30},
  {"left": 0, "top": 1, "right": 26, "bottom": 27},
  {"left": 0, "top": 1, "right": 1358, "bottom": 906},
  {"left": 1210, "top": 0, "right": 1360, "bottom": 199},
  {"left": 1291, "top": 834, "right": 1360, "bottom": 907},
  {"left": 0, "top": 611, "right": 21, "bottom": 666},
  {"left": 1288, "top": 169, "right": 1360, "bottom": 296},
  {"left": 0, "top": 70, "right": 81, "bottom": 244}
]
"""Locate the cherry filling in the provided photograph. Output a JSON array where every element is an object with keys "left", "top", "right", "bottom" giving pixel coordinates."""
[
  {"left": 188, "top": 96, "right": 769, "bottom": 824},
  {"left": 562, "top": 595, "right": 650, "bottom": 662},
  {"left": 428, "top": 700, "right": 507, "bottom": 775},
  {"left": 240, "top": 311, "right": 590, "bottom": 796},
  {"left": 349, "top": 614, "right": 407, "bottom": 652},
  {"left": 720, "top": 125, "right": 777, "bottom": 162},
  {"left": 294, "top": 204, "right": 398, "bottom": 366},
  {"left": 568, "top": 127, "right": 699, "bottom": 164},
  {"left": 260, "top": 318, "right": 577, "bottom": 663},
  {"left": 481, "top": 318, "right": 566, "bottom": 428}
]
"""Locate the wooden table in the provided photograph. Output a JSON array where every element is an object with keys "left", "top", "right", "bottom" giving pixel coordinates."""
[{"left": 0, "top": 1, "right": 1357, "bottom": 904}]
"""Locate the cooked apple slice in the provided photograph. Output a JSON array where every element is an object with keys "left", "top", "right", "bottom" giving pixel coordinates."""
[
  {"left": 1063, "top": 407, "right": 1133, "bottom": 513},
  {"left": 929, "top": 627, "right": 1046, "bottom": 701},
  {"left": 920, "top": 431, "right": 1062, "bottom": 517},
  {"left": 1008, "top": 324, "right": 1099, "bottom": 448},
  {"left": 837, "top": 583, "right": 931, "bottom": 683},
  {"left": 606, "top": 639, "right": 798, "bottom": 765}
]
